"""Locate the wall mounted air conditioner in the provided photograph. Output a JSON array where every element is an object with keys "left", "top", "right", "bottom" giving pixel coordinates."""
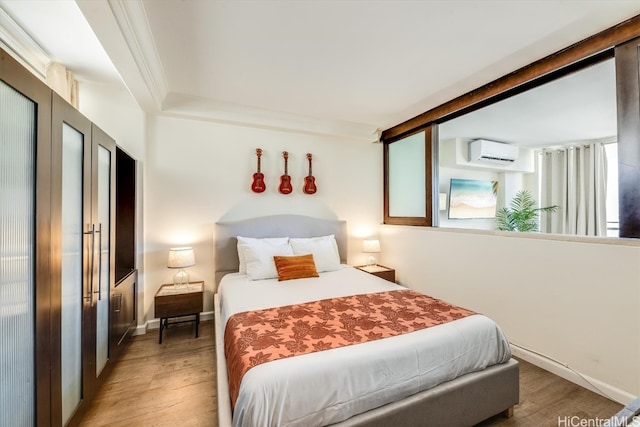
[{"left": 469, "top": 139, "right": 519, "bottom": 164}]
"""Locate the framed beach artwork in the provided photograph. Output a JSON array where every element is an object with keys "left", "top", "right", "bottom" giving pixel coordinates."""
[{"left": 448, "top": 178, "right": 498, "bottom": 219}]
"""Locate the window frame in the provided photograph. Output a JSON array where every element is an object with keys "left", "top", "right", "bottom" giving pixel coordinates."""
[{"left": 383, "top": 126, "right": 433, "bottom": 226}]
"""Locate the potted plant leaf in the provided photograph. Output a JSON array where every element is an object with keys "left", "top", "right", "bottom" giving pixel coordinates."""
[{"left": 496, "top": 190, "right": 558, "bottom": 232}]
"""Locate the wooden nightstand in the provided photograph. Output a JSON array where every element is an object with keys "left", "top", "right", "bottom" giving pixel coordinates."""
[
  {"left": 154, "top": 281, "right": 204, "bottom": 344},
  {"left": 354, "top": 265, "right": 395, "bottom": 283}
]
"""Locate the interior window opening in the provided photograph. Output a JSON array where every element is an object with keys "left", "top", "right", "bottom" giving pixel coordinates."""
[{"left": 436, "top": 57, "right": 617, "bottom": 237}]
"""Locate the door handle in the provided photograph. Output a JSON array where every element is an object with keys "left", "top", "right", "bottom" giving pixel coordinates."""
[
  {"left": 83, "top": 224, "right": 96, "bottom": 306},
  {"left": 113, "top": 293, "right": 122, "bottom": 313},
  {"left": 95, "top": 223, "right": 102, "bottom": 301}
]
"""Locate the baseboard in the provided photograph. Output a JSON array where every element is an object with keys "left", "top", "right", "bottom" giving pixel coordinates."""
[
  {"left": 133, "top": 324, "right": 147, "bottom": 336},
  {"left": 510, "top": 344, "right": 635, "bottom": 405},
  {"left": 132, "top": 311, "right": 214, "bottom": 336}
]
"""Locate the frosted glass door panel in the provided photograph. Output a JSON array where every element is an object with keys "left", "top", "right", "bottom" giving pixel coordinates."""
[
  {"left": 96, "top": 145, "right": 110, "bottom": 375},
  {"left": 61, "top": 123, "right": 84, "bottom": 425},
  {"left": 388, "top": 131, "right": 426, "bottom": 217},
  {"left": 0, "top": 81, "right": 36, "bottom": 426}
]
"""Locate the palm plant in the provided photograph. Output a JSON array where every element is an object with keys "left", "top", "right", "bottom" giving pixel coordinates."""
[{"left": 495, "top": 190, "right": 558, "bottom": 232}]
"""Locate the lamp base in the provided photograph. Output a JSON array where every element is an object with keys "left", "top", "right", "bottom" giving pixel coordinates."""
[
  {"left": 366, "top": 255, "right": 377, "bottom": 267},
  {"left": 173, "top": 269, "right": 190, "bottom": 287}
]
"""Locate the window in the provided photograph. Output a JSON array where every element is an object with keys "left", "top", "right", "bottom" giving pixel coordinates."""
[
  {"left": 384, "top": 128, "right": 432, "bottom": 226},
  {"left": 436, "top": 57, "right": 616, "bottom": 237}
]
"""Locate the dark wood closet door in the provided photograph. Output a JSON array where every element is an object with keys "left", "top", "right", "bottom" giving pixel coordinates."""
[
  {"left": 0, "top": 48, "right": 53, "bottom": 426},
  {"left": 51, "top": 94, "right": 94, "bottom": 426},
  {"left": 91, "top": 124, "right": 116, "bottom": 392},
  {"left": 2, "top": 47, "right": 121, "bottom": 426},
  {"left": 51, "top": 95, "right": 116, "bottom": 427},
  {"left": 50, "top": 99, "right": 116, "bottom": 427}
]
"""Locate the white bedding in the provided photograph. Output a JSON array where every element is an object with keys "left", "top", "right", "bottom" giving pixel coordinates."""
[{"left": 219, "top": 265, "right": 511, "bottom": 427}]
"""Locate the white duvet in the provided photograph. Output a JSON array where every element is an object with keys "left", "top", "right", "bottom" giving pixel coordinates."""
[{"left": 218, "top": 265, "right": 511, "bottom": 427}]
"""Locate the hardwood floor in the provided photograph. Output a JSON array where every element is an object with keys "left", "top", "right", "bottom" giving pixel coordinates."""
[
  {"left": 79, "top": 320, "right": 622, "bottom": 426},
  {"left": 478, "top": 361, "right": 622, "bottom": 426},
  {"left": 79, "top": 320, "right": 216, "bottom": 427}
]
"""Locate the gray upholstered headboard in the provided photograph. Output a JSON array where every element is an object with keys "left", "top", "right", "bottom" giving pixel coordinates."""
[{"left": 214, "top": 215, "right": 347, "bottom": 286}]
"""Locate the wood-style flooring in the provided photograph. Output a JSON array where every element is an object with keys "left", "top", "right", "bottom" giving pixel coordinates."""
[
  {"left": 79, "top": 321, "right": 217, "bottom": 426},
  {"left": 78, "top": 320, "right": 622, "bottom": 427}
]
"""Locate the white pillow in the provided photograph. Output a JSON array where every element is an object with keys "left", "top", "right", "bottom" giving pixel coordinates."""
[
  {"left": 236, "top": 236, "right": 289, "bottom": 274},
  {"left": 239, "top": 242, "right": 293, "bottom": 280},
  {"left": 289, "top": 235, "right": 340, "bottom": 273}
]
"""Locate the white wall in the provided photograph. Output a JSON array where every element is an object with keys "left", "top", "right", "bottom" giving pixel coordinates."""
[
  {"left": 143, "top": 114, "right": 383, "bottom": 322},
  {"left": 78, "top": 82, "right": 145, "bottom": 160},
  {"left": 379, "top": 225, "right": 640, "bottom": 403}
]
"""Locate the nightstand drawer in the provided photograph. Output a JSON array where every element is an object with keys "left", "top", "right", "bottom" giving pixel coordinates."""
[
  {"left": 372, "top": 269, "right": 395, "bottom": 282},
  {"left": 154, "top": 282, "right": 204, "bottom": 318},
  {"left": 354, "top": 265, "right": 395, "bottom": 283}
]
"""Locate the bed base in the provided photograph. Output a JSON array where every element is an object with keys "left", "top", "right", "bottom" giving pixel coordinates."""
[
  {"left": 215, "top": 292, "right": 519, "bottom": 427},
  {"left": 332, "top": 359, "right": 518, "bottom": 427}
]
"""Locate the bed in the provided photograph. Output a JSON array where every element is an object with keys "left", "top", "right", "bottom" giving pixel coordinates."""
[{"left": 214, "top": 215, "right": 519, "bottom": 426}]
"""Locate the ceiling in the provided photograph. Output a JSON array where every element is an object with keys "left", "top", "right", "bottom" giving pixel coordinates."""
[
  {"left": 439, "top": 57, "right": 617, "bottom": 148},
  {"left": 1, "top": 0, "right": 639, "bottom": 142}
]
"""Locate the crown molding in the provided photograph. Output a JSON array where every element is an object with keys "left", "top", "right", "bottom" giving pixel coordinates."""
[
  {"left": 0, "top": 6, "right": 50, "bottom": 81},
  {"left": 107, "top": 0, "right": 167, "bottom": 109},
  {"left": 162, "top": 92, "right": 380, "bottom": 143}
]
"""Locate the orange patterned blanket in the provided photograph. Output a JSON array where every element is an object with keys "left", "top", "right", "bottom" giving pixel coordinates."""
[{"left": 224, "top": 289, "right": 475, "bottom": 410}]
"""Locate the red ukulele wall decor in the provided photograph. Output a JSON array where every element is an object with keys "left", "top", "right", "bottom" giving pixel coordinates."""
[
  {"left": 251, "top": 148, "right": 266, "bottom": 193},
  {"left": 303, "top": 153, "right": 317, "bottom": 194},
  {"left": 278, "top": 151, "right": 293, "bottom": 194}
]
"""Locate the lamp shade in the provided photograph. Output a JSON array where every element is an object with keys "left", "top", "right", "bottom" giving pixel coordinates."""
[
  {"left": 362, "top": 239, "right": 381, "bottom": 253},
  {"left": 167, "top": 247, "right": 196, "bottom": 268}
]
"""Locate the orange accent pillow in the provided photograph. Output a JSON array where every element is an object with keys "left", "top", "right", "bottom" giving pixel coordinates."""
[{"left": 273, "top": 254, "right": 320, "bottom": 281}]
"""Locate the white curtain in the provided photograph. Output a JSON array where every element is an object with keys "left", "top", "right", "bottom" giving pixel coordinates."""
[{"left": 539, "top": 143, "right": 608, "bottom": 236}]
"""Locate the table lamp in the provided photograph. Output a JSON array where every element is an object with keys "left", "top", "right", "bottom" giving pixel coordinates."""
[
  {"left": 167, "top": 247, "right": 195, "bottom": 287},
  {"left": 363, "top": 239, "right": 381, "bottom": 267}
]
